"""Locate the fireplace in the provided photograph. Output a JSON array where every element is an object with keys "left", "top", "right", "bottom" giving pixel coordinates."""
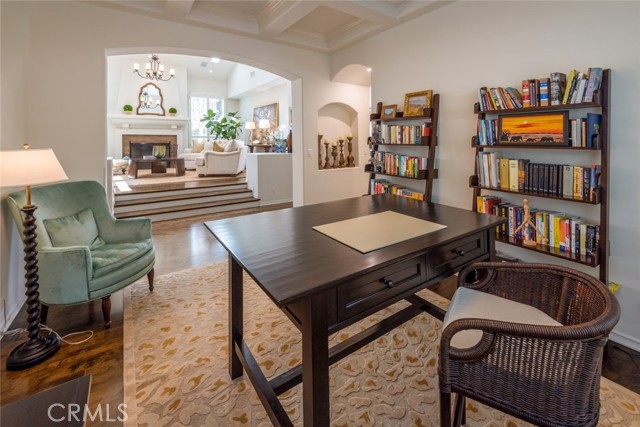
[{"left": 122, "top": 135, "right": 177, "bottom": 159}]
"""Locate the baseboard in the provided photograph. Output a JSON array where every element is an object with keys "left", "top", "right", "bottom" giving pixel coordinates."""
[
  {"left": 1, "top": 294, "right": 26, "bottom": 334},
  {"left": 610, "top": 330, "right": 640, "bottom": 352},
  {"left": 260, "top": 198, "right": 292, "bottom": 206}
]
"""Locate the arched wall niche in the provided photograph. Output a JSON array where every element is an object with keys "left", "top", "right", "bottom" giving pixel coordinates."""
[
  {"left": 331, "top": 63, "right": 371, "bottom": 87},
  {"left": 317, "top": 102, "right": 359, "bottom": 169}
]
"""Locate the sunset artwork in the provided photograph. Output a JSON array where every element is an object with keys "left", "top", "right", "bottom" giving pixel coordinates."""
[{"left": 498, "top": 112, "right": 568, "bottom": 145}]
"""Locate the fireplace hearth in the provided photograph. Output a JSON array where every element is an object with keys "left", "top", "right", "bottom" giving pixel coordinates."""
[{"left": 122, "top": 135, "right": 177, "bottom": 159}]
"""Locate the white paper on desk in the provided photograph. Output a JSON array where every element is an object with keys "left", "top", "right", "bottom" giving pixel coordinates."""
[{"left": 312, "top": 210, "right": 447, "bottom": 253}]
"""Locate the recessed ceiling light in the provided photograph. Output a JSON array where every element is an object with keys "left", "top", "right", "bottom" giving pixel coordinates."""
[
  {"left": 210, "top": 57, "right": 220, "bottom": 63},
  {"left": 209, "top": 70, "right": 213, "bottom": 73},
  {"left": 366, "top": 68, "right": 372, "bottom": 72}
]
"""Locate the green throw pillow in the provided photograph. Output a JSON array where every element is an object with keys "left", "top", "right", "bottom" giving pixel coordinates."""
[{"left": 43, "top": 208, "right": 105, "bottom": 249}]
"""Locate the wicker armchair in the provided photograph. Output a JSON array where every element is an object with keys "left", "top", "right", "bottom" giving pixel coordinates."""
[{"left": 438, "top": 262, "right": 620, "bottom": 427}]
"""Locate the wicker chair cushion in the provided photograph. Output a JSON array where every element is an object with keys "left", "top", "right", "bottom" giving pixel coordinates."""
[{"left": 443, "top": 287, "right": 561, "bottom": 348}]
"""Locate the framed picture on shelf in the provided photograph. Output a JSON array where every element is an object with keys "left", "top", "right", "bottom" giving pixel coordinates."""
[
  {"left": 403, "top": 90, "right": 433, "bottom": 117},
  {"left": 253, "top": 102, "right": 279, "bottom": 129},
  {"left": 497, "top": 111, "right": 569, "bottom": 145},
  {"left": 381, "top": 104, "right": 397, "bottom": 120}
]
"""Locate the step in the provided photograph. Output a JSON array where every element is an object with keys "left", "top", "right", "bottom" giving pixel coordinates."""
[
  {"left": 114, "top": 189, "right": 254, "bottom": 212},
  {"left": 114, "top": 197, "right": 261, "bottom": 222},
  {"left": 114, "top": 182, "right": 249, "bottom": 201}
]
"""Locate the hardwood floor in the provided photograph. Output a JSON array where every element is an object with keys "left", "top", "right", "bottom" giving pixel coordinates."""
[{"left": 1, "top": 203, "right": 638, "bottom": 427}]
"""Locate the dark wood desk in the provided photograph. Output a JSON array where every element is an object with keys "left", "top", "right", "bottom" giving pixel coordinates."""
[{"left": 205, "top": 195, "right": 506, "bottom": 427}]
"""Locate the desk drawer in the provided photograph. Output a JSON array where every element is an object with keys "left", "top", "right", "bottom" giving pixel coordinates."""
[
  {"left": 337, "top": 257, "right": 426, "bottom": 321},
  {"left": 427, "top": 232, "right": 486, "bottom": 279}
]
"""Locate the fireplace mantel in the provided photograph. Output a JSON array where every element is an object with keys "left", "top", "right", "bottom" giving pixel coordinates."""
[
  {"left": 108, "top": 114, "right": 189, "bottom": 159},
  {"left": 108, "top": 114, "right": 189, "bottom": 130}
]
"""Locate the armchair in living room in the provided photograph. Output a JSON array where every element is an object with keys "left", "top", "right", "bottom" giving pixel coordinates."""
[{"left": 195, "top": 140, "right": 248, "bottom": 176}]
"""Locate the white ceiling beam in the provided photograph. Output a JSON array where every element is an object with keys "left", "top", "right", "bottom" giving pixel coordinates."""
[
  {"left": 323, "top": 0, "right": 398, "bottom": 24},
  {"left": 258, "top": 0, "right": 319, "bottom": 36},
  {"left": 164, "top": 0, "right": 196, "bottom": 18}
]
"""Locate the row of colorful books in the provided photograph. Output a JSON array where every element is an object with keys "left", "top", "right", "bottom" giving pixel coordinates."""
[
  {"left": 570, "top": 113, "right": 602, "bottom": 148},
  {"left": 370, "top": 152, "right": 428, "bottom": 178},
  {"left": 477, "top": 87, "right": 523, "bottom": 111},
  {"left": 375, "top": 123, "right": 431, "bottom": 145},
  {"left": 370, "top": 179, "right": 425, "bottom": 201},
  {"left": 478, "top": 197, "right": 599, "bottom": 254},
  {"left": 477, "top": 68, "right": 603, "bottom": 110},
  {"left": 476, "top": 152, "right": 600, "bottom": 201}
]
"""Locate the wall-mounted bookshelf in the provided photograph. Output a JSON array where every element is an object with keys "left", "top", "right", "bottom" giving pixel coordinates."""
[
  {"left": 471, "top": 70, "right": 610, "bottom": 283},
  {"left": 366, "top": 94, "right": 440, "bottom": 202}
]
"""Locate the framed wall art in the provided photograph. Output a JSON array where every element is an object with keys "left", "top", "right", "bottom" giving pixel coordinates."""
[
  {"left": 381, "top": 104, "right": 397, "bottom": 120},
  {"left": 497, "top": 111, "right": 569, "bottom": 145},
  {"left": 253, "top": 102, "right": 279, "bottom": 130},
  {"left": 403, "top": 90, "right": 433, "bottom": 117}
]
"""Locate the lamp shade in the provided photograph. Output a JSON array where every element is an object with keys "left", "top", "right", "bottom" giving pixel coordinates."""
[
  {"left": 245, "top": 121, "right": 256, "bottom": 130},
  {"left": 258, "top": 119, "right": 270, "bottom": 129},
  {"left": 0, "top": 149, "right": 68, "bottom": 187}
]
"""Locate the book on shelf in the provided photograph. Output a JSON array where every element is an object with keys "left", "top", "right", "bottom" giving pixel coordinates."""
[
  {"left": 529, "top": 79, "right": 539, "bottom": 107},
  {"left": 499, "top": 158, "right": 510, "bottom": 190},
  {"left": 590, "top": 164, "right": 601, "bottom": 202},
  {"left": 549, "top": 72, "right": 566, "bottom": 106},
  {"left": 508, "top": 159, "right": 518, "bottom": 191},
  {"left": 517, "top": 159, "right": 528, "bottom": 191},
  {"left": 584, "top": 68, "right": 603, "bottom": 102},
  {"left": 562, "top": 165, "right": 574, "bottom": 198},
  {"left": 522, "top": 80, "right": 531, "bottom": 108},
  {"left": 505, "top": 87, "right": 523, "bottom": 108},
  {"left": 573, "top": 166, "right": 583, "bottom": 199},
  {"left": 586, "top": 113, "right": 602, "bottom": 148},
  {"left": 539, "top": 78, "right": 550, "bottom": 106},
  {"left": 562, "top": 69, "right": 577, "bottom": 104},
  {"left": 571, "top": 74, "right": 588, "bottom": 104}
]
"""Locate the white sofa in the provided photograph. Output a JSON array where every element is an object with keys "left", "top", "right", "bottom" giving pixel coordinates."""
[
  {"left": 195, "top": 140, "right": 248, "bottom": 176},
  {"left": 180, "top": 141, "right": 214, "bottom": 170}
]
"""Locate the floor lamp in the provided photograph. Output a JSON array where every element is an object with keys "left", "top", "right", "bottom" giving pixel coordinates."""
[{"left": 0, "top": 145, "right": 68, "bottom": 370}]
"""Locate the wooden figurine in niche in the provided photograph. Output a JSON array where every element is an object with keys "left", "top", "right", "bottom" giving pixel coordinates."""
[{"left": 513, "top": 199, "right": 547, "bottom": 247}]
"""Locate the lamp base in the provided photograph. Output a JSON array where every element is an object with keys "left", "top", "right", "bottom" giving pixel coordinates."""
[{"left": 7, "top": 334, "right": 60, "bottom": 371}]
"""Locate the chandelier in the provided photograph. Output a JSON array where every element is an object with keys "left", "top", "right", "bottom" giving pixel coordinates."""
[{"left": 133, "top": 54, "right": 175, "bottom": 81}]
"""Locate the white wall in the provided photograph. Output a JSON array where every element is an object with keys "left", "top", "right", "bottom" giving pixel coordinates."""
[
  {"left": 228, "top": 63, "right": 285, "bottom": 99},
  {"left": 333, "top": 1, "right": 640, "bottom": 349},
  {"left": 246, "top": 153, "right": 293, "bottom": 205},
  {"left": 0, "top": 2, "right": 30, "bottom": 330},
  {"left": 238, "top": 82, "right": 291, "bottom": 144},
  {"left": 0, "top": 0, "right": 370, "bottom": 330}
]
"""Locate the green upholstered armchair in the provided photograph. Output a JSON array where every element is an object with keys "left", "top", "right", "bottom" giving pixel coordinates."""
[{"left": 5, "top": 180, "right": 154, "bottom": 328}]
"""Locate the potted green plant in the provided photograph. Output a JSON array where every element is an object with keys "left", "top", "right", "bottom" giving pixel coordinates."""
[
  {"left": 123, "top": 104, "right": 133, "bottom": 115},
  {"left": 168, "top": 107, "right": 177, "bottom": 117},
  {"left": 201, "top": 110, "right": 243, "bottom": 140}
]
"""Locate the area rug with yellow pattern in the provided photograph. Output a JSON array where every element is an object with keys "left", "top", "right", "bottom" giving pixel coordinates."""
[{"left": 123, "top": 263, "right": 640, "bottom": 426}]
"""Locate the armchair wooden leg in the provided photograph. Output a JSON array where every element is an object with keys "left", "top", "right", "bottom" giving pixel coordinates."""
[
  {"left": 440, "top": 390, "right": 452, "bottom": 427},
  {"left": 147, "top": 268, "right": 155, "bottom": 292},
  {"left": 40, "top": 304, "right": 49, "bottom": 325},
  {"left": 101, "top": 296, "right": 112, "bottom": 329}
]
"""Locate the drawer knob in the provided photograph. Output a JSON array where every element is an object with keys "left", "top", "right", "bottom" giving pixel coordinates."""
[
  {"left": 453, "top": 249, "right": 465, "bottom": 257},
  {"left": 381, "top": 278, "right": 395, "bottom": 288}
]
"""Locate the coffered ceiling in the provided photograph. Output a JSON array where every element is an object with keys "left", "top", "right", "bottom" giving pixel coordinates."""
[{"left": 87, "top": 0, "right": 454, "bottom": 53}]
